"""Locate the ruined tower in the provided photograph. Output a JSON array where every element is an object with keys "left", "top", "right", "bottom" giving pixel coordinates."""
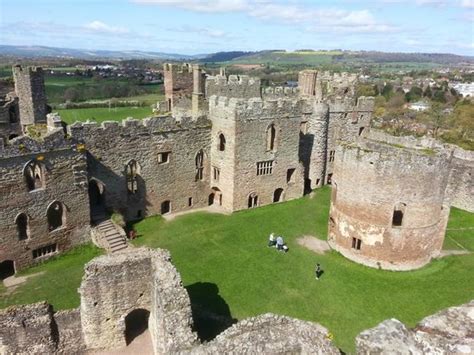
[
  {"left": 328, "top": 136, "right": 452, "bottom": 270},
  {"left": 12, "top": 65, "right": 48, "bottom": 127}
]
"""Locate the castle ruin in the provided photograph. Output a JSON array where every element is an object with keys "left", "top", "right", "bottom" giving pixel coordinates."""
[{"left": 0, "top": 62, "right": 472, "bottom": 277}]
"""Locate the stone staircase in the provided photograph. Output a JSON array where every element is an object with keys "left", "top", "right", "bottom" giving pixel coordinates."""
[{"left": 92, "top": 219, "right": 128, "bottom": 253}]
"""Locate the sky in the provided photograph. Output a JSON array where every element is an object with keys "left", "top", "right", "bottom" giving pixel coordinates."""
[{"left": 0, "top": 0, "right": 473, "bottom": 55}]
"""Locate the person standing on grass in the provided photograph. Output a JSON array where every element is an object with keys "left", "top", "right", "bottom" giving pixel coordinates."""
[{"left": 315, "top": 263, "right": 322, "bottom": 280}]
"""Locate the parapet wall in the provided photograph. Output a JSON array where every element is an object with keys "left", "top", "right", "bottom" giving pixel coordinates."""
[
  {"left": 208, "top": 96, "right": 306, "bottom": 120},
  {"left": 205, "top": 75, "right": 261, "bottom": 99},
  {"left": 262, "top": 86, "right": 299, "bottom": 99}
]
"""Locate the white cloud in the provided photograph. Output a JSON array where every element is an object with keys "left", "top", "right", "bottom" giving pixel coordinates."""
[
  {"left": 133, "top": 0, "right": 396, "bottom": 34},
  {"left": 83, "top": 21, "right": 130, "bottom": 34},
  {"left": 132, "top": 0, "right": 249, "bottom": 12},
  {"left": 171, "top": 25, "right": 231, "bottom": 38},
  {"left": 461, "top": 0, "right": 474, "bottom": 8}
]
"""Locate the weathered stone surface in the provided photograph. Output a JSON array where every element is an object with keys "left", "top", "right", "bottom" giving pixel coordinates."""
[
  {"left": 356, "top": 319, "right": 423, "bottom": 354},
  {"left": 0, "top": 302, "right": 57, "bottom": 355},
  {"left": 414, "top": 300, "right": 474, "bottom": 354},
  {"left": 192, "top": 313, "right": 339, "bottom": 354},
  {"left": 329, "top": 131, "right": 453, "bottom": 270},
  {"left": 79, "top": 248, "right": 198, "bottom": 352},
  {"left": 54, "top": 308, "right": 86, "bottom": 354},
  {"left": 356, "top": 300, "right": 474, "bottom": 354}
]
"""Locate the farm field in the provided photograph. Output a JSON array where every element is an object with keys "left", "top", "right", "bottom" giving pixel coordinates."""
[{"left": 57, "top": 106, "right": 153, "bottom": 124}]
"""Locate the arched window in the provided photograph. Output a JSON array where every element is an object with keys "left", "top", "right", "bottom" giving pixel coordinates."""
[
  {"left": 248, "top": 193, "right": 258, "bottom": 208},
  {"left": 16, "top": 213, "right": 29, "bottom": 240},
  {"left": 273, "top": 188, "right": 284, "bottom": 203},
  {"left": 266, "top": 124, "right": 277, "bottom": 151},
  {"left": 47, "top": 201, "right": 65, "bottom": 231},
  {"left": 125, "top": 160, "right": 140, "bottom": 194},
  {"left": 218, "top": 133, "right": 226, "bottom": 151},
  {"left": 195, "top": 150, "right": 204, "bottom": 181},
  {"left": 24, "top": 160, "right": 45, "bottom": 191}
]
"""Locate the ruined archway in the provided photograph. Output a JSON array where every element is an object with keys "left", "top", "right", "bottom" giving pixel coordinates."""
[
  {"left": 88, "top": 179, "right": 106, "bottom": 222},
  {"left": 209, "top": 187, "right": 222, "bottom": 206},
  {"left": 124, "top": 308, "right": 150, "bottom": 345},
  {"left": 0, "top": 260, "right": 15, "bottom": 280},
  {"left": 273, "top": 188, "right": 284, "bottom": 203}
]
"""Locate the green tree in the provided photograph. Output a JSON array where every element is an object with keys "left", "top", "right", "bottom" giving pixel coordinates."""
[
  {"left": 405, "top": 86, "right": 423, "bottom": 102},
  {"left": 381, "top": 83, "right": 393, "bottom": 100}
]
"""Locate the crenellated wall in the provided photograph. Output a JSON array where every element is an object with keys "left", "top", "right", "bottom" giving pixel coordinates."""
[{"left": 205, "top": 74, "right": 261, "bottom": 99}]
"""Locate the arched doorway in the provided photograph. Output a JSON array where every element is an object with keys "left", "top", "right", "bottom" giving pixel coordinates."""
[
  {"left": 273, "top": 188, "right": 284, "bottom": 203},
  {"left": 124, "top": 309, "right": 150, "bottom": 345},
  {"left": 0, "top": 260, "right": 15, "bottom": 280},
  {"left": 209, "top": 187, "right": 222, "bottom": 206},
  {"left": 88, "top": 179, "right": 106, "bottom": 222}
]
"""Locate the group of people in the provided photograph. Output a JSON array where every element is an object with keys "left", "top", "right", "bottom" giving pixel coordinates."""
[
  {"left": 268, "top": 233, "right": 324, "bottom": 279},
  {"left": 268, "top": 233, "right": 289, "bottom": 252}
]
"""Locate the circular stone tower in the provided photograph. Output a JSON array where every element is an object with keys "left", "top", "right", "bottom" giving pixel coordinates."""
[{"left": 328, "top": 138, "right": 452, "bottom": 270}]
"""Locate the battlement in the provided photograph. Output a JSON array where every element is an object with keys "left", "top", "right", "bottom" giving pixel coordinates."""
[
  {"left": 356, "top": 96, "right": 375, "bottom": 111},
  {"left": 263, "top": 86, "right": 299, "bottom": 99},
  {"left": 209, "top": 95, "right": 305, "bottom": 120},
  {"left": 205, "top": 74, "right": 261, "bottom": 99},
  {"left": 68, "top": 115, "right": 211, "bottom": 142},
  {"left": 0, "top": 128, "right": 68, "bottom": 158},
  {"left": 163, "top": 63, "right": 193, "bottom": 73},
  {"left": 12, "top": 65, "right": 44, "bottom": 76}
]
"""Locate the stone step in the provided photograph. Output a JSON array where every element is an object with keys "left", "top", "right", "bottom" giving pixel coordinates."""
[
  {"left": 108, "top": 239, "right": 126, "bottom": 247},
  {"left": 111, "top": 245, "right": 128, "bottom": 253}
]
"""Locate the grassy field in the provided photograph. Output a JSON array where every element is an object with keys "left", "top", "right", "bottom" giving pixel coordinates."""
[
  {"left": 0, "top": 188, "right": 472, "bottom": 352},
  {"left": 0, "top": 244, "right": 102, "bottom": 310},
  {"left": 129, "top": 188, "right": 474, "bottom": 352},
  {"left": 443, "top": 207, "right": 474, "bottom": 251},
  {"left": 57, "top": 106, "right": 153, "bottom": 124}
]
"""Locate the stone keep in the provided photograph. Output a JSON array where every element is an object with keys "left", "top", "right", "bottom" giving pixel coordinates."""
[
  {"left": 12, "top": 65, "right": 48, "bottom": 126},
  {"left": 328, "top": 135, "right": 452, "bottom": 270}
]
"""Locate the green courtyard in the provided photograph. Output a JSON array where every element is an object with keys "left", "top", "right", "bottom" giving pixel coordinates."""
[{"left": 1, "top": 187, "right": 473, "bottom": 352}]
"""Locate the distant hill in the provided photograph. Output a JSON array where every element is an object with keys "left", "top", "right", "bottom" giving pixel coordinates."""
[
  {"left": 203, "top": 50, "right": 474, "bottom": 65},
  {"left": 1, "top": 45, "right": 472, "bottom": 66},
  {"left": 0, "top": 45, "right": 202, "bottom": 60}
]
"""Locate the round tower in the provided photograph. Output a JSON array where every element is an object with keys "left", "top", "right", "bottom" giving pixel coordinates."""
[{"left": 328, "top": 138, "right": 452, "bottom": 270}]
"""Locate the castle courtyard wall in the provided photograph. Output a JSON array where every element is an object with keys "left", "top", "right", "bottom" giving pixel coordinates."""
[
  {"left": 0, "top": 135, "right": 90, "bottom": 271},
  {"left": 69, "top": 116, "right": 212, "bottom": 220}
]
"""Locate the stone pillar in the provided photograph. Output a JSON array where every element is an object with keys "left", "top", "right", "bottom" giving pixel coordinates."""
[{"left": 298, "top": 70, "right": 318, "bottom": 97}]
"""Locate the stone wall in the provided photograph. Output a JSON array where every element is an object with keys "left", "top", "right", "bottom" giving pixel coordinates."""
[
  {"left": 12, "top": 65, "right": 47, "bottom": 126},
  {"left": 0, "top": 302, "right": 57, "bottom": 354},
  {"left": 205, "top": 75, "right": 261, "bottom": 99},
  {"left": 328, "top": 137, "right": 452, "bottom": 270},
  {"left": 356, "top": 300, "right": 474, "bottom": 354},
  {"left": 79, "top": 248, "right": 198, "bottom": 352},
  {"left": 194, "top": 313, "right": 339, "bottom": 354},
  {"left": 446, "top": 148, "right": 474, "bottom": 212},
  {"left": 209, "top": 96, "right": 304, "bottom": 211},
  {"left": 0, "top": 93, "right": 20, "bottom": 142},
  {"left": 54, "top": 308, "right": 86, "bottom": 354},
  {"left": 68, "top": 116, "right": 212, "bottom": 220},
  {"left": 0, "top": 130, "right": 90, "bottom": 271}
]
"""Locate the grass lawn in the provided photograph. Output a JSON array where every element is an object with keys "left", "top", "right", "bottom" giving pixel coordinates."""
[
  {"left": 443, "top": 207, "right": 474, "bottom": 251},
  {"left": 0, "top": 244, "right": 102, "bottom": 310},
  {"left": 57, "top": 106, "right": 153, "bottom": 124},
  {"left": 131, "top": 187, "right": 474, "bottom": 353}
]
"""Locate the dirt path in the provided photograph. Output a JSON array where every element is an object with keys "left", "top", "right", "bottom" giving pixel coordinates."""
[
  {"left": 89, "top": 330, "right": 153, "bottom": 355},
  {"left": 2, "top": 272, "right": 45, "bottom": 295},
  {"left": 297, "top": 236, "right": 330, "bottom": 254}
]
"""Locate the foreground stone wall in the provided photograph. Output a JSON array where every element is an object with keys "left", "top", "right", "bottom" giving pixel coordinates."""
[
  {"left": 356, "top": 300, "right": 474, "bottom": 354},
  {"left": 0, "top": 130, "right": 90, "bottom": 271},
  {"left": 79, "top": 248, "right": 198, "bottom": 352},
  {"left": 194, "top": 313, "right": 339, "bottom": 354},
  {"left": 328, "top": 137, "right": 452, "bottom": 270},
  {"left": 446, "top": 148, "right": 474, "bottom": 212}
]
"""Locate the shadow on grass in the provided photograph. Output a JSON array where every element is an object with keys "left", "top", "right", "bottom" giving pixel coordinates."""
[{"left": 186, "top": 282, "right": 237, "bottom": 342}]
